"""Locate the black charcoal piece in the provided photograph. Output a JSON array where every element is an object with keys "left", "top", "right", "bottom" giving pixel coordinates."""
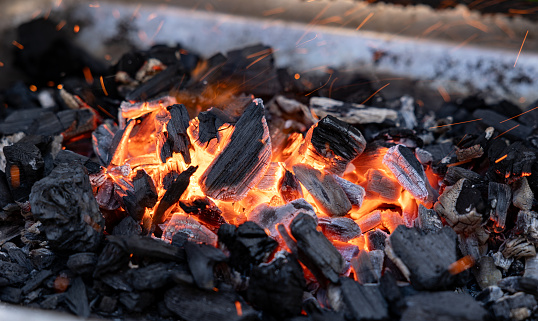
[
  {"left": 278, "top": 169, "right": 303, "bottom": 202},
  {"left": 0, "top": 286, "right": 22, "bottom": 304},
  {"left": 337, "top": 277, "right": 389, "bottom": 321},
  {"left": 444, "top": 166, "right": 485, "bottom": 186},
  {"left": 293, "top": 164, "right": 351, "bottom": 217},
  {"left": 0, "top": 170, "right": 13, "bottom": 208},
  {"left": 417, "top": 204, "right": 443, "bottom": 233},
  {"left": 179, "top": 197, "right": 227, "bottom": 233},
  {"left": 165, "top": 283, "right": 256, "bottom": 321},
  {"left": 40, "top": 293, "right": 64, "bottom": 310},
  {"left": 123, "top": 170, "right": 158, "bottom": 221},
  {"left": 29, "top": 248, "right": 55, "bottom": 270},
  {"left": 218, "top": 221, "right": 277, "bottom": 274},
  {"left": 99, "top": 273, "right": 133, "bottom": 292},
  {"left": 200, "top": 99, "right": 271, "bottom": 201},
  {"left": 126, "top": 63, "right": 185, "bottom": 101},
  {"left": 491, "top": 292, "right": 536, "bottom": 321},
  {"left": 67, "top": 253, "right": 96, "bottom": 276},
  {"left": 309, "top": 97, "right": 398, "bottom": 125},
  {"left": 4, "top": 142, "right": 44, "bottom": 202},
  {"left": 185, "top": 242, "right": 227, "bottom": 290},
  {"left": 128, "top": 262, "right": 176, "bottom": 290},
  {"left": 488, "top": 182, "right": 512, "bottom": 232},
  {"left": 290, "top": 213, "right": 344, "bottom": 284},
  {"left": 92, "top": 121, "right": 118, "bottom": 166},
  {"left": 318, "top": 217, "right": 361, "bottom": 242},
  {"left": 21, "top": 270, "right": 52, "bottom": 295},
  {"left": 247, "top": 252, "right": 305, "bottom": 319},
  {"left": 365, "top": 230, "right": 388, "bottom": 251},
  {"left": 7, "top": 246, "right": 33, "bottom": 272},
  {"left": 98, "top": 296, "right": 117, "bottom": 313},
  {"left": 389, "top": 226, "right": 459, "bottom": 290},
  {"left": 166, "top": 104, "right": 191, "bottom": 163},
  {"left": 474, "top": 109, "right": 532, "bottom": 141},
  {"left": 29, "top": 163, "right": 104, "bottom": 252},
  {"left": 498, "top": 276, "right": 538, "bottom": 296},
  {"left": 476, "top": 286, "right": 504, "bottom": 305},
  {"left": 112, "top": 216, "right": 142, "bottom": 236},
  {"left": 119, "top": 291, "right": 154, "bottom": 313},
  {"left": 489, "top": 142, "right": 536, "bottom": 184},
  {"left": 401, "top": 291, "right": 488, "bottom": 321},
  {"left": 65, "top": 277, "right": 90, "bottom": 317},
  {"left": 107, "top": 235, "right": 186, "bottom": 262},
  {"left": 0, "top": 259, "right": 29, "bottom": 286},
  {"left": 194, "top": 107, "right": 235, "bottom": 146},
  {"left": 53, "top": 149, "right": 102, "bottom": 175},
  {"left": 352, "top": 250, "right": 377, "bottom": 284},
  {"left": 57, "top": 108, "right": 98, "bottom": 141},
  {"left": 333, "top": 175, "right": 365, "bottom": 207},
  {"left": 153, "top": 166, "right": 197, "bottom": 224},
  {"left": 94, "top": 243, "right": 129, "bottom": 277}
]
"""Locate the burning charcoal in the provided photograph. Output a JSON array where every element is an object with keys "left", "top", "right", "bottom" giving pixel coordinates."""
[
  {"left": 4, "top": 142, "right": 44, "bottom": 202},
  {"left": 57, "top": 108, "right": 98, "bottom": 141},
  {"left": 501, "top": 236, "right": 536, "bottom": 259},
  {"left": 123, "top": 170, "right": 158, "bottom": 221},
  {"left": 95, "top": 178, "right": 120, "bottom": 211},
  {"left": 488, "top": 182, "right": 512, "bottom": 232},
  {"left": 65, "top": 277, "right": 90, "bottom": 317},
  {"left": 365, "top": 168, "right": 402, "bottom": 202},
  {"left": 513, "top": 177, "right": 534, "bottom": 211},
  {"left": 474, "top": 109, "right": 533, "bottom": 141},
  {"left": 120, "top": 96, "right": 177, "bottom": 123},
  {"left": 303, "top": 296, "right": 346, "bottom": 320},
  {"left": 354, "top": 210, "right": 383, "bottom": 233},
  {"left": 29, "top": 163, "right": 104, "bottom": 252},
  {"left": 165, "top": 104, "right": 191, "bottom": 163},
  {"left": 218, "top": 221, "right": 277, "bottom": 274},
  {"left": 153, "top": 166, "right": 197, "bottom": 225},
  {"left": 107, "top": 235, "right": 186, "bottom": 262},
  {"left": 293, "top": 164, "right": 351, "bottom": 217},
  {"left": 310, "top": 97, "right": 398, "bottom": 125},
  {"left": 318, "top": 217, "right": 361, "bottom": 242},
  {"left": 125, "top": 63, "right": 186, "bottom": 101},
  {"left": 191, "top": 107, "right": 235, "bottom": 147},
  {"left": 0, "top": 287, "right": 22, "bottom": 304},
  {"left": 290, "top": 213, "right": 345, "bottom": 284},
  {"left": 382, "top": 144, "right": 435, "bottom": 206},
  {"left": 92, "top": 120, "right": 118, "bottom": 166},
  {"left": 417, "top": 204, "right": 443, "bottom": 233},
  {"left": 292, "top": 115, "right": 366, "bottom": 176},
  {"left": 491, "top": 292, "right": 536, "bottom": 321},
  {"left": 113, "top": 216, "right": 142, "bottom": 236},
  {"left": 248, "top": 198, "right": 316, "bottom": 238},
  {"left": 21, "top": 270, "right": 52, "bottom": 295},
  {"left": 365, "top": 229, "right": 388, "bottom": 251},
  {"left": 185, "top": 242, "right": 227, "bottom": 290},
  {"left": 67, "top": 253, "right": 96, "bottom": 276},
  {"left": 161, "top": 214, "right": 218, "bottom": 246},
  {"left": 200, "top": 99, "right": 271, "bottom": 201},
  {"left": 433, "top": 179, "right": 484, "bottom": 235},
  {"left": 119, "top": 291, "right": 154, "bottom": 313},
  {"left": 415, "top": 147, "right": 433, "bottom": 165},
  {"left": 179, "top": 197, "right": 227, "bottom": 233},
  {"left": 333, "top": 175, "right": 365, "bottom": 207},
  {"left": 277, "top": 223, "right": 298, "bottom": 254},
  {"left": 476, "top": 256, "right": 502, "bottom": 289},
  {"left": 443, "top": 166, "right": 485, "bottom": 186},
  {"left": 351, "top": 250, "right": 378, "bottom": 284},
  {"left": 389, "top": 226, "right": 459, "bottom": 290},
  {"left": 165, "top": 283, "right": 257, "bottom": 321},
  {"left": 247, "top": 252, "right": 305, "bottom": 319},
  {"left": 29, "top": 248, "right": 55, "bottom": 270},
  {"left": 401, "top": 291, "right": 487, "bottom": 321},
  {"left": 128, "top": 262, "right": 177, "bottom": 290},
  {"left": 328, "top": 277, "right": 389, "bottom": 321},
  {"left": 515, "top": 210, "right": 538, "bottom": 242},
  {"left": 278, "top": 169, "right": 303, "bottom": 202},
  {"left": 382, "top": 210, "right": 405, "bottom": 233},
  {"left": 524, "top": 256, "right": 538, "bottom": 280},
  {"left": 489, "top": 142, "right": 536, "bottom": 184}
]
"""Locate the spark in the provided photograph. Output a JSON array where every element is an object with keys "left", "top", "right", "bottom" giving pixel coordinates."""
[
  {"left": 246, "top": 48, "right": 273, "bottom": 59},
  {"left": 57, "top": 84, "right": 63, "bottom": 89},
  {"left": 450, "top": 33, "right": 478, "bottom": 52},
  {"left": 429, "top": 118, "right": 482, "bottom": 129},
  {"left": 246, "top": 53, "right": 272, "bottom": 69},
  {"left": 295, "top": 3, "right": 331, "bottom": 46},
  {"left": 446, "top": 160, "right": 472, "bottom": 167},
  {"left": 329, "top": 77, "right": 338, "bottom": 98},
  {"left": 360, "top": 82, "right": 390, "bottom": 105},
  {"left": 344, "top": 5, "right": 363, "bottom": 17},
  {"left": 495, "top": 154, "right": 507, "bottom": 163},
  {"left": 55, "top": 0, "right": 63, "bottom": 8},
  {"left": 29, "top": 85, "right": 37, "bottom": 92},
  {"left": 500, "top": 105, "right": 538, "bottom": 123},
  {"left": 514, "top": 30, "right": 529, "bottom": 68},
  {"left": 494, "top": 124, "right": 519, "bottom": 139},
  {"left": 150, "top": 20, "right": 165, "bottom": 42},
  {"left": 262, "top": 7, "right": 285, "bottom": 16},
  {"left": 305, "top": 73, "right": 332, "bottom": 97},
  {"left": 74, "top": 25, "right": 80, "bottom": 33},
  {"left": 494, "top": 19, "right": 515, "bottom": 39},
  {"left": 89, "top": 3, "right": 100, "bottom": 8},
  {"left": 437, "top": 86, "right": 450, "bottom": 102},
  {"left": 12, "top": 41, "right": 24, "bottom": 50},
  {"left": 56, "top": 20, "right": 66, "bottom": 31},
  {"left": 448, "top": 255, "right": 474, "bottom": 275},
  {"left": 82, "top": 67, "right": 94, "bottom": 84},
  {"left": 100, "top": 76, "right": 109, "bottom": 96},
  {"left": 294, "top": 73, "right": 300, "bottom": 80},
  {"left": 464, "top": 19, "right": 489, "bottom": 33},
  {"left": 318, "top": 16, "right": 343, "bottom": 25},
  {"left": 509, "top": 8, "right": 538, "bottom": 14},
  {"left": 0, "top": 61, "right": 4, "bottom": 67},
  {"left": 422, "top": 21, "right": 443, "bottom": 36},
  {"left": 355, "top": 12, "right": 374, "bottom": 31},
  {"left": 147, "top": 13, "right": 158, "bottom": 21},
  {"left": 296, "top": 34, "right": 318, "bottom": 47}
]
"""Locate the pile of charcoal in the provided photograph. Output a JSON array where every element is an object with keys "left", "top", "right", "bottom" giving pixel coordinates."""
[{"left": 1, "top": 17, "right": 538, "bottom": 321}]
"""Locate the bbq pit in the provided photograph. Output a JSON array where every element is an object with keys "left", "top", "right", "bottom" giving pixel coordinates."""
[{"left": 1, "top": 1, "right": 538, "bottom": 321}]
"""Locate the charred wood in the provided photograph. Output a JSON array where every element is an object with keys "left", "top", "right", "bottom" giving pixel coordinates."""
[
  {"left": 0, "top": 260, "right": 28, "bottom": 286},
  {"left": 318, "top": 217, "right": 361, "bottom": 242},
  {"left": 185, "top": 242, "right": 227, "bottom": 290},
  {"left": 153, "top": 165, "right": 197, "bottom": 225},
  {"left": 474, "top": 109, "right": 533, "bottom": 141},
  {"left": 123, "top": 170, "right": 158, "bottom": 221},
  {"left": 401, "top": 291, "right": 487, "bottom": 321},
  {"left": 92, "top": 120, "right": 118, "bottom": 166},
  {"left": 67, "top": 253, "right": 96, "bottom": 276},
  {"left": 310, "top": 97, "right": 398, "bottom": 125},
  {"left": 491, "top": 292, "right": 536, "bottom": 321},
  {"left": 65, "top": 277, "right": 90, "bottom": 317},
  {"left": 278, "top": 169, "right": 303, "bottom": 202},
  {"left": 333, "top": 175, "right": 365, "bottom": 207},
  {"left": 364, "top": 168, "right": 402, "bottom": 202},
  {"left": 417, "top": 204, "right": 443, "bottom": 233},
  {"left": 107, "top": 234, "right": 186, "bottom": 262},
  {"left": 128, "top": 262, "right": 178, "bottom": 290},
  {"left": 501, "top": 236, "right": 536, "bottom": 259},
  {"left": 443, "top": 166, "right": 485, "bottom": 186},
  {"left": 513, "top": 177, "right": 534, "bottom": 211},
  {"left": 179, "top": 197, "right": 227, "bottom": 233},
  {"left": 330, "top": 277, "right": 389, "bottom": 321},
  {"left": 161, "top": 214, "right": 218, "bottom": 246},
  {"left": 4, "top": 142, "right": 44, "bottom": 202},
  {"left": 166, "top": 103, "right": 191, "bottom": 163},
  {"left": 488, "top": 182, "right": 512, "bottom": 232}
]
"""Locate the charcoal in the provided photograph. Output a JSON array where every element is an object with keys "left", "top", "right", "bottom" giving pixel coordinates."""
[
  {"left": 200, "top": 99, "right": 271, "bottom": 201},
  {"left": 161, "top": 213, "right": 218, "bottom": 246},
  {"left": 247, "top": 252, "right": 305, "bottom": 319},
  {"left": 119, "top": 291, "right": 154, "bottom": 313},
  {"left": 365, "top": 229, "right": 388, "bottom": 251},
  {"left": 194, "top": 107, "right": 235, "bottom": 146},
  {"left": 98, "top": 296, "right": 118, "bottom": 313},
  {"left": 513, "top": 177, "right": 533, "bottom": 211},
  {"left": 293, "top": 164, "right": 351, "bottom": 217},
  {"left": 383, "top": 144, "right": 435, "bottom": 206},
  {"left": 474, "top": 109, "right": 532, "bottom": 141},
  {"left": 491, "top": 292, "right": 536, "bottom": 321},
  {"left": 476, "top": 256, "right": 502, "bottom": 289},
  {"left": 99, "top": 273, "right": 133, "bottom": 292},
  {"left": 29, "top": 163, "right": 104, "bottom": 252},
  {"left": 318, "top": 217, "right": 361, "bottom": 242},
  {"left": 179, "top": 197, "right": 227, "bottom": 233},
  {"left": 498, "top": 276, "right": 538, "bottom": 295},
  {"left": 303, "top": 298, "right": 346, "bottom": 321},
  {"left": 22, "top": 270, "right": 52, "bottom": 295},
  {"left": 364, "top": 168, "right": 402, "bottom": 202},
  {"left": 277, "top": 223, "right": 298, "bottom": 254},
  {"left": 0, "top": 286, "right": 22, "bottom": 304},
  {"left": 165, "top": 104, "right": 191, "bottom": 163},
  {"left": 57, "top": 108, "right": 98, "bottom": 141},
  {"left": 501, "top": 236, "right": 536, "bottom": 259},
  {"left": 444, "top": 166, "right": 485, "bottom": 186},
  {"left": 67, "top": 253, "right": 96, "bottom": 276},
  {"left": 128, "top": 262, "right": 177, "bottom": 290},
  {"left": 7, "top": 246, "right": 33, "bottom": 271},
  {"left": 92, "top": 120, "right": 118, "bottom": 166},
  {"left": 488, "top": 182, "right": 512, "bottom": 232},
  {"left": 126, "top": 63, "right": 186, "bottom": 101},
  {"left": 401, "top": 291, "right": 487, "bottom": 321},
  {"left": 488, "top": 141, "right": 536, "bottom": 183},
  {"left": 95, "top": 178, "right": 121, "bottom": 211},
  {"left": 290, "top": 213, "right": 344, "bottom": 284},
  {"left": 29, "top": 248, "right": 55, "bottom": 270},
  {"left": 0, "top": 260, "right": 29, "bottom": 286},
  {"left": 113, "top": 216, "right": 142, "bottom": 236},
  {"left": 40, "top": 293, "right": 64, "bottom": 310},
  {"left": 333, "top": 277, "right": 389, "bottom": 321},
  {"left": 165, "top": 283, "right": 257, "bottom": 321},
  {"left": 153, "top": 165, "right": 197, "bottom": 225},
  {"left": 417, "top": 204, "right": 443, "bottom": 233},
  {"left": 476, "top": 286, "right": 504, "bottom": 305},
  {"left": 525, "top": 256, "right": 538, "bottom": 280},
  {"left": 389, "top": 226, "right": 459, "bottom": 290},
  {"left": 0, "top": 170, "right": 13, "bottom": 208},
  {"left": 107, "top": 235, "right": 186, "bottom": 262},
  {"left": 355, "top": 210, "right": 383, "bottom": 233},
  {"left": 4, "top": 142, "right": 44, "bottom": 202},
  {"left": 218, "top": 221, "right": 277, "bottom": 274},
  {"left": 278, "top": 169, "right": 303, "bottom": 202},
  {"left": 379, "top": 271, "right": 406, "bottom": 316},
  {"left": 185, "top": 242, "right": 227, "bottom": 290},
  {"left": 123, "top": 170, "right": 158, "bottom": 221},
  {"left": 310, "top": 97, "right": 398, "bottom": 125},
  {"left": 53, "top": 149, "right": 102, "bottom": 174},
  {"left": 352, "top": 250, "right": 377, "bottom": 284},
  {"left": 65, "top": 277, "right": 90, "bottom": 317},
  {"left": 248, "top": 198, "right": 316, "bottom": 237},
  {"left": 94, "top": 243, "right": 130, "bottom": 277},
  {"left": 333, "top": 175, "right": 365, "bottom": 208}
]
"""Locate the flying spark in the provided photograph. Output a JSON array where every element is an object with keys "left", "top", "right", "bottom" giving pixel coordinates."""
[{"left": 514, "top": 30, "right": 528, "bottom": 68}]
